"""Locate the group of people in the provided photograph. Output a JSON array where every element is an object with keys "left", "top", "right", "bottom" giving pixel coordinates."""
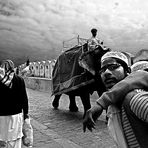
[
  {"left": 83, "top": 50, "right": 148, "bottom": 147},
  {"left": 0, "top": 60, "right": 31, "bottom": 148}
]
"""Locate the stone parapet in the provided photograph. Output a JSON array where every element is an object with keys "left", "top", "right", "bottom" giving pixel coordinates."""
[
  {"left": 24, "top": 77, "right": 52, "bottom": 93},
  {"left": 24, "top": 77, "right": 98, "bottom": 99}
]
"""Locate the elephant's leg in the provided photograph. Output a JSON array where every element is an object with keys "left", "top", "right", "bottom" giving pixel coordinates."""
[
  {"left": 80, "top": 93, "right": 91, "bottom": 118},
  {"left": 69, "top": 95, "right": 78, "bottom": 112},
  {"left": 52, "top": 94, "right": 61, "bottom": 109}
]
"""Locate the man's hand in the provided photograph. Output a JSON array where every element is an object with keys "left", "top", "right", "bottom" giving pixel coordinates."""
[
  {"left": 83, "top": 104, "right": 103, "bottom": 132},
  {"left": 83, "top": 109, "right": 95, "bottom": 132}
]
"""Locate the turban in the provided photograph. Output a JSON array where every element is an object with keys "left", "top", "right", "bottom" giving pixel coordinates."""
[
  {"left": 131, "top": 61, "right": 148, "bottom": 72},
  {"left": 101, "top": 51, "right": 129, "bottom": 66}
]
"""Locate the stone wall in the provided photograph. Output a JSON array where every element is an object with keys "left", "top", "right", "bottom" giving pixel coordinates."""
[
  {"left": 24, "top": 77, "right": 98, "bottom": 100},
  {"left": 24, "top": 77, "right": 52, "bottom": 93}
]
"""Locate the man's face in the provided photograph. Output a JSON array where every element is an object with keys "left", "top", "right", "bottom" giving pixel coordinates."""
[{"left": 100, "top": 58, "right": 126, "bottom": 90}]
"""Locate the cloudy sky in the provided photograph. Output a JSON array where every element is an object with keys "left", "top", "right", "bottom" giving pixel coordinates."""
[{"left": 0, "top": 0, "right": 148, "bottom": 65}]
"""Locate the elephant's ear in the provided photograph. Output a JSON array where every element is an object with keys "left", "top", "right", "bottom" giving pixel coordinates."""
[
  {"left": 79, "top": 51, "right": 96, "bottom": 75},
  {"left": 78, "top": 45, "right": 111, "bottom": 75}
]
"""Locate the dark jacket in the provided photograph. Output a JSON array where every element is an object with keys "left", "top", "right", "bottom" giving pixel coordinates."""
[{"left": 0, "top": 74, "right": 29, "bottom": 118}]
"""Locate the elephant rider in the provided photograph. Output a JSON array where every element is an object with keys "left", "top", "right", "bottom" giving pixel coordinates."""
[
  {"left": 83, "top": 51, "right": 148, "bottom": 148},
  {"left": 87, "top": 28, "right": 103, "bottom": 51}
]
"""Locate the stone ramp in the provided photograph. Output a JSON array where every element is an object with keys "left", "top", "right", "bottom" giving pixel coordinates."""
[{"left": 26, "top": 88, "right": 117, "bottom": 148}]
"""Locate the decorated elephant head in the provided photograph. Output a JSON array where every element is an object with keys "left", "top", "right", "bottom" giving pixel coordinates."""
[{"left": 79, "top": 44, "right": 111, "bottom": 75}]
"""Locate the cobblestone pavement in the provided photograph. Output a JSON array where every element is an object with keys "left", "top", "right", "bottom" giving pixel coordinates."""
[{"left": 26, "top": 88, "right": 117, "bottom": 148}]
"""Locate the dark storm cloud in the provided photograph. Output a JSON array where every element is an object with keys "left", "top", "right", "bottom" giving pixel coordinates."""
[{"left": 0, "top": 0, "right": 148, "bottom": 65}]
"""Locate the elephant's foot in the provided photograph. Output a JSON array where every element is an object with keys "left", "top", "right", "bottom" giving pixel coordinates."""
[
  {"left": 52, "top": 99, "right": 59, "bottom": 109},
  {"left": 69, "top": 106, "right": 78, "bottom": 112}
]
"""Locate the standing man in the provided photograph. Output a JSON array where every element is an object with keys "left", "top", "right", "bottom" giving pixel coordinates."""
[
  {"left": 83, "top": 51, "right": 148, "bottom": 148},
  {"left": 88, "top": 28, "right": 103, "bottom": 51}
]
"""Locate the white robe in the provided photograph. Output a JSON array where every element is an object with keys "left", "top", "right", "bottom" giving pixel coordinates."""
[{"left": 0, "top": 113, "right": 23, "bottom": 148}]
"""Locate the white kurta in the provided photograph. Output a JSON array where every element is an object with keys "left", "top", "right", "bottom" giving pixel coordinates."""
[
  {"left": 0, "top": 113, "right": 23, "bottom": 148},
  {"left": 107, "top": 105, "right": 128, "bottom": 148}
]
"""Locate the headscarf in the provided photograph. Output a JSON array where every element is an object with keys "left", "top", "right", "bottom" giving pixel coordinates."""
[
  {"left": 1, "top": 60, "right": 14, "bottom": 73},
  {"left": 0, "top": 60, "right": 15, "bottom": 88},
  {"left": 91, "top": 28, "right": 97, "bottom": 33}
]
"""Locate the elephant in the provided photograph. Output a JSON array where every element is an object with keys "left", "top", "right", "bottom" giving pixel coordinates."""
[{"left": 51, "top": 43, "right": 110, "bottom": 117}]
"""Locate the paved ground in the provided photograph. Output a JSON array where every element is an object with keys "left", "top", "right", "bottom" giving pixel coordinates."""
[{"left": 26, "top": 88, "right": 117, "bottom": 148}]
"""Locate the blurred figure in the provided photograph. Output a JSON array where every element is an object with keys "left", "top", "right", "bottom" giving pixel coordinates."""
[
  {"left": 16, "top": 66, "right": 20, "bottom": 75},
  {"left": 21, "top": 65, "right": 31, "bottom": 77},
  {"left": 0, "top": 59, "right": 29, "bottom": 148},
  {"left": 26, "top": 59, "right": 30, "bottom": 67}
]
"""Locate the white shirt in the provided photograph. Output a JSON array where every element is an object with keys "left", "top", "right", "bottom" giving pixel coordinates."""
[{"left": 88, "top": 37, "right": 101, "bottom": 51}]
